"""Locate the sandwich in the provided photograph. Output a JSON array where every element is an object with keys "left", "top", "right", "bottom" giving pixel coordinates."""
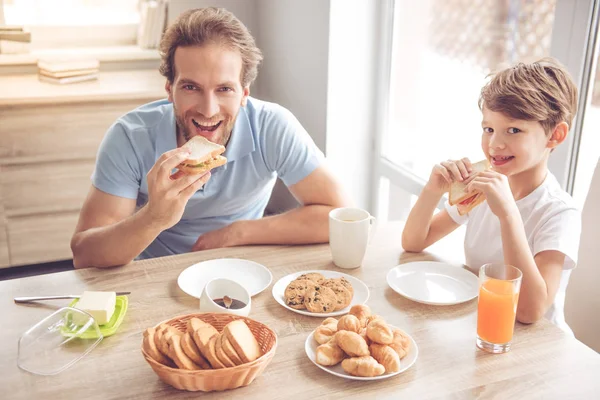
[
  {"left": 177, "top": 136, "right": 227, "bottom": 175},
  {"left": 448, "top": 160, "right": 490, "bottom": 216}
]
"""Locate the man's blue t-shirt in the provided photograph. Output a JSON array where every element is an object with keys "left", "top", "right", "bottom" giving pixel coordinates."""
[{"left": 92, "top": 97, "right": 322, "bottom": 259}]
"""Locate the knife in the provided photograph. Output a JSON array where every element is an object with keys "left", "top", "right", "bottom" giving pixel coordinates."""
[{"left": 14, "top": 292, "right": 131, "bottom": 304}]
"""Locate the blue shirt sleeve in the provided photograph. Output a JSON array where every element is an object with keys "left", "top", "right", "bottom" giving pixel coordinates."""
[
  {"left": 91, "top": 122, "right": 141, "bottom": 199},
  {"left": 261, "top": 105, "right": 323, "bottom": 187}
]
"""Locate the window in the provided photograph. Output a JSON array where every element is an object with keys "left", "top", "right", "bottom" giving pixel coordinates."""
[
  {"left": 374, "top": 0, "right": 600, "bottom": 219},
  {"left": 2, "top": 0, "right": 140, "bottom": 49}
]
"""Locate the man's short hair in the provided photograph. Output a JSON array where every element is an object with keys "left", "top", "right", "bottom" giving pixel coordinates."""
[{"left": 159, "top": 7, "right": 263, "bottom": 87}]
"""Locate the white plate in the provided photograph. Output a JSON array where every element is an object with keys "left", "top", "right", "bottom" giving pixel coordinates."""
[
  {"left": 305, "top": 325, "right": 418, "bottom": 380},
  {"left": 386, "top": 261, "right": 479, "bottom": 305},
  {"left": 271, "top": 270, "right": 370, "bottom": 317},
  {"left": 177, "top": 258, "right": 273, "bottom": 298}
]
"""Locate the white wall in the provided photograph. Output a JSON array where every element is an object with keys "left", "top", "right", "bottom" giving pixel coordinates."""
[
  {"left": 325, "top": 0, "right": 380, "bottom": 209},
  {"left": 255, "top": 0, "right": 330, "bottom": 152},
  {"left": 565, "top": 158, "right": 600, "bottom": 352},
  {"left": 168, "top": 1, "right": 259, "bottom": 36}
]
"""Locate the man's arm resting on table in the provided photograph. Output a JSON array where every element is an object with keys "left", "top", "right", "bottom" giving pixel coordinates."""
[
  {"left": 71, "top": 186, "right": 164, "bottom": 269},
  {"left": 232, "top": 166, "right": 351, "bottom": 245}
]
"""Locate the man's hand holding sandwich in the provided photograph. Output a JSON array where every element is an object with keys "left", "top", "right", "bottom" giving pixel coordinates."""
[{"left": 145, "top": 136, "right": 225, "bottom": 230}]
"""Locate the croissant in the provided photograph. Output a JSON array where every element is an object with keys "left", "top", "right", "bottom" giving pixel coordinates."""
[
  {"left": 335, "top": 330, "right": 369, "bottom": 357},
  {"left": 389, "top": 329, "right": 411, "bottom": 359},
  {"left": 337, "top": 315, "right": 361, "bottom": 333},
  {"left": 358, "top": 328, "right": 371, "bottom": 346},
  {"left": 366, "top": 314, "right": 385, "bottom": 326},
  {"left": 369, "top": 344, "right": 401, "bottom": 373},
  {"left": 314, "top": 318, "right": 338, "bottom": 344},
  {"left": 341, "top": 356, "right": 385, "bottom": 377},
  {"left": 349, "top": 304, "right": 372, "bottom": 328},
  {"left": 315, "top": 338, "right": 345, "bottom": 366},
  {"left": 366, "top": 320, "right": 393, "bottom": 344}
]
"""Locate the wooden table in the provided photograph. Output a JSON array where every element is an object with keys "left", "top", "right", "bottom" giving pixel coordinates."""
[{"left": 1, "top": 222, "right": 599, "bottom": 399}]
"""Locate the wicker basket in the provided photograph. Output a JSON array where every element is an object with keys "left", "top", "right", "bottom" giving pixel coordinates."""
[{"left": 141, "top": 313, "right": 277, "bottom": 392}]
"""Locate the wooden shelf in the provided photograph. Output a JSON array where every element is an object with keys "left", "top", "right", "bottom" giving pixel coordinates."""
[
  {"left": 0, "top": 46, "right": 161, "bottom": 67},
  {"left": 0, "top": 69, "right": 167, "bottom": 106}
]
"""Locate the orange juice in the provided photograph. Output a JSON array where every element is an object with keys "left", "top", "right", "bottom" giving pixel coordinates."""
[{"left": 477, "top": 279, "right": 520, "bottom": 344}]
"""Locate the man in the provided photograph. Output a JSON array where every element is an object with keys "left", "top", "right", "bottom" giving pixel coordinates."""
[{"left": 70, "top": 7, "right": 350, "bottom": 268}]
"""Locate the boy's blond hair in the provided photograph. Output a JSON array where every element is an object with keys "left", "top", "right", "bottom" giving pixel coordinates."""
[
  {"left": 478, "top": 58, "right": 578, "bottom": 135},
  {"left": 159, "top": 7, "right": 263, "bottom": 87}
]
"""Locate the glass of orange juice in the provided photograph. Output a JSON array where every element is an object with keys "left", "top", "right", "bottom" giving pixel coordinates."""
[{"left": 476, "top": 263, "right": 522, "bottom": 353}]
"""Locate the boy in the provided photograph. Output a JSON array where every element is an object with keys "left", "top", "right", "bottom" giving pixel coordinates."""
[{"left": 402, "top": 58, "right": 581, "bottom": 333}]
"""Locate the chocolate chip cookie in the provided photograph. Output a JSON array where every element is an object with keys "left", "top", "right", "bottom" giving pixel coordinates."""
[
  {"left": 284, "top": 279, "right": 315, "bottom": 309},
  {"left": 322, "top": 278, "right": 353, "bottom": 310},
  {"left": 296, "top": 272, "right": 326, "bottom": 284},
  {"left": 304, "top": 284, "right": 337, "bottom": 313}
]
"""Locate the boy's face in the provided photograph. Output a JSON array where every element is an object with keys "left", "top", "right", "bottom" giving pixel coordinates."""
[
  {"left": 481, "top": 107, "right": 553, "bottom": 176},
  {"left": 166, "top": 44, "right": 250, "bottom": 146}
]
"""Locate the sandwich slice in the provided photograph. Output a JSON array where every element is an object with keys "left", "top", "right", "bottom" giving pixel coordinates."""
[
  {"left": 177, "top": 136, "right": 227, "bottom": 175},
  {"left": 448, "top": 160, "right": 490, "bottom": 216}
]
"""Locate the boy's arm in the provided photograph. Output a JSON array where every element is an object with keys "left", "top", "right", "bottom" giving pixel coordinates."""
[
  {"left": 402, "top": 186, "right": 460, "bottom": 252},
  {"left": 467, "top": 170, "right": 573, "bottom": 324},
  {"left": 499, "top": 213, "right": 565, "bottom": 324}
]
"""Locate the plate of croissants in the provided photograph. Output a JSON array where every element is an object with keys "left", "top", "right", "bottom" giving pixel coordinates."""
[{"left": 304, "top": 304, "right": 418, "bottom": 380}]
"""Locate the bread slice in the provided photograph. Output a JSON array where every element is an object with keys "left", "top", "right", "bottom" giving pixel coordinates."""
[
  {"left": 448, "top": 159, "right": 490, "bottom": 215},
  {"left": 221, "top": 334, "right": 244, "bottom": 365},
  {"left": 456, "top": 192, "right": 486, "bottom": 216},
  {"left": 167, "top": 334, "right": 202, "bottom": 370},
  {"left": 448, "top": 160, "right": 490, "bottom": 204},
  {"left": 180, "top": 332, "right": 211, "bottom": 369},
  {"left": 160, "top": 326, "right": 182, "bottom": 355},
  {"left": 187, "top": 317, "right": 214, "bottom": 333},
  {"left": 142, "top": 327, "right": 172, "bottom": 366},
  {"left": 203, "top": 335, "right": 226, "bottom": 369},
  {"left": 215, "top": 333, "right": 237, "bottom": 368},
  {"left": 178, "top": 136, "right": 227, "bottom": 175},
  {"left": 153, "top": 323, "right": 168, "bottom": 355},
  {"left": 177, "top": 155, "right": 227, "bottom": 175},
  {"left": 191, "top": 323, "right": 219, "bottom": 363},
  {"left": 223, "top": 320, "right": 262, "bottom": 364}
]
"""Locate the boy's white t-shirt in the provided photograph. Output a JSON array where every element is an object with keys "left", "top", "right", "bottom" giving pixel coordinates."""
[{"left": 445, "top": 172, "right": 581, "bottom": 334}]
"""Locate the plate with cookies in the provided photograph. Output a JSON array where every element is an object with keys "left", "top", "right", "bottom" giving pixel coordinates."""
[
  {"left": 272, "top": 270, "right": 370, "bottom": 317},
  {"left": 304, "top": 304, "right": 418, "bottom": 380}
]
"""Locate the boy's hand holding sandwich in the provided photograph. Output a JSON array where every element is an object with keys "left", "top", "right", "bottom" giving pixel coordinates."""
[
  {"left": 465, "top": 170, "right": 518, "bottom": 220},
  {"left": 425, "top": 157, "right": 474, "bottom": 196},
  {"left": 447, "top": 159, "right": 490, "bottom": 215}
]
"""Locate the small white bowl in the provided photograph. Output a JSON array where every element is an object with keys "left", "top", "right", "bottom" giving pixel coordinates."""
[{"left": 199, "top": 278, "right": 251, "bottom": 316}]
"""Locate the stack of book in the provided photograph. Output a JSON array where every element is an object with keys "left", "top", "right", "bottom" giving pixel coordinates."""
[
  {"left": 137, "top": 0, "right": 169, "bottom": 49},
  {"left": 0, "top": 26, "right": 31, "bottom": 54},
  {"left": 37, "top": 58, "right": 100, "bottom": 85}
]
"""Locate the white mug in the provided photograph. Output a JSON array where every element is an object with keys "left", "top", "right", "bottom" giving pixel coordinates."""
[
  {"left": 329, "top": 207, "right": 375, "bottom": 269},
  {"left": 199, "top": 278, "right": 251, "bottom": 316}
]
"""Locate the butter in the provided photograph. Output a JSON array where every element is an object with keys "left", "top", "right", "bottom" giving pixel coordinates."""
[{"left": 73, "top": 291, "right": 116, "bottom": 325}]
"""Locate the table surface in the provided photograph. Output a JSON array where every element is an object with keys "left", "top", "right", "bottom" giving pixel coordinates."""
[{"left": 2, "top": 221, "right": 599, "bottom": 399}]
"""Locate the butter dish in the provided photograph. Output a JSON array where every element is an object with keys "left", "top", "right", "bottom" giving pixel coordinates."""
[{"left": 63, "top": 295, "right": 129, "bottom": 339}]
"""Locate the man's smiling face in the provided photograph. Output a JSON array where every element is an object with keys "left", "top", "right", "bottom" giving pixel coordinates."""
[{"left": 166, "top": 43, "right": 249, "bottom": 146}]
